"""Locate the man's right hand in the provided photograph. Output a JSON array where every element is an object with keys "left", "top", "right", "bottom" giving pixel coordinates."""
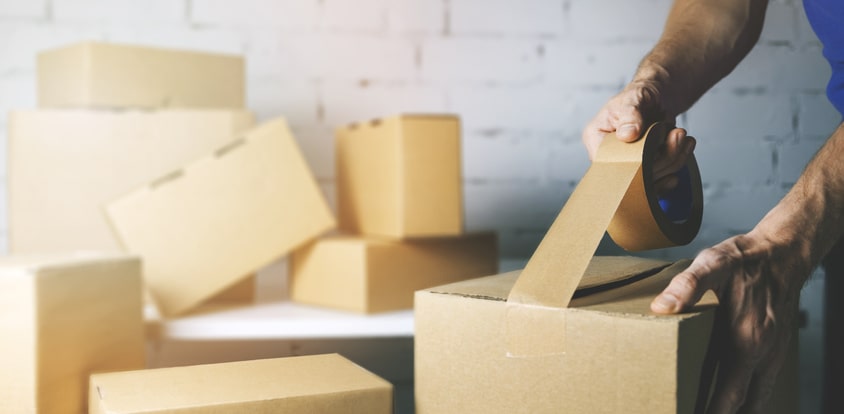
[{"left": 581, "top": 81, "right": 696, "bottom": 194}]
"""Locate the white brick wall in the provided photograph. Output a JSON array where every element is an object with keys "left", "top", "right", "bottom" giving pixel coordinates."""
[{"left": 0, "top": 0, "right": 839, "bottom": 263}]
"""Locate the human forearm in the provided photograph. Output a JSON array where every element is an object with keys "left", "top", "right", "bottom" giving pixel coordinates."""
[
  {"left": 632, "top": 0, "right": 769, "bottom": 117},
  {"left": 754, "top": 122, "right": 844, "bottom": 273}
]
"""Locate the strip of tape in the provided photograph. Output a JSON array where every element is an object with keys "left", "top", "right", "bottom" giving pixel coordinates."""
[{"left": 505, "top": 122, "right": 703, "bottom": 357}]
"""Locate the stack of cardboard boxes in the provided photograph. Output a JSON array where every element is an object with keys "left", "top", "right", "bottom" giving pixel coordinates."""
[
  {"left": 289, "top": 114, "right": 499, "bottom": 313},
  {"left": 2, "top": 42, "right": 393, "bottom": 413}
]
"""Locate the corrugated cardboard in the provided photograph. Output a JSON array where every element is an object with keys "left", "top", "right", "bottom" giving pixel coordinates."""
[
  {"left": 106, "top": 118, "right": 336, "bottom": 317},
  {"left": 38, "top": 42, "right": 244, "bottom": 109},
  {"left": 336, "top": 114, "right": 462, "bottom": 238},
  {"left": 415, "top": 257, "right": 797, "bottom": 413},
  {"left": 89, "top": 354, "right": 393, "bottom": 413},
  {"left": 290, "top": 232, "right": 497, "bottom": 313},
  {"left": 0, "top": 253, "right": 144, "bottom": 414},
  {"left": 8, "top": 109, "right": 255, "bottom": 254}
]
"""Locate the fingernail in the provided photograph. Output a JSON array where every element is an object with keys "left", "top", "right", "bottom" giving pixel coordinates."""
[
  {"left": 618, "top": 124, "right": 637, "bottom": 139},
  {"left": 651, "top": 294, "right": 678, "bottom": 313}
]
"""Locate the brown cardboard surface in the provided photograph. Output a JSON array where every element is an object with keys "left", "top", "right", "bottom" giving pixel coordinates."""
[
  {"left": 106, "top": 118, "right": 336, "bottom": 317},
  {"left": 0, "top": 253, "right": 144, "bottom": 414},
  {"left": 202, "top": 274, "right": 256, "bottom": 304},
  {"left": 415, "top": 258, "right": 720, "bottom": 414},
  {"left": 8, "top": 109, "right": 254, "bottom": 255},
  {"left": 89, "top": 354, "right": 393, "bottom": 413},
  {"left": 290, "top": 232, "right": 497, "bottom": 313},
  {"left": 336, "top": 114, "right": 462, "bottom": 238},
  {"left": 38, "top": 42, "right": 244, "bottom": 109}
]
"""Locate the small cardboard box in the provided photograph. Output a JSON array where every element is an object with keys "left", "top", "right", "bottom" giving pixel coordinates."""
[
  {"left": 290, "top": 232, "right": 498, "bottom": 313},
  {"left": 0, "top": 253, "right": 144, "bottom": 414},
  {"left": 415, "top": 256, "right": 797, "bottom": 413},
  {"left": 38, "top": 42, "right": 244, "bottom": 109},
  {"left": 336, "top": 114, "right": 462, "bottom": 238},
  {"left": 106, "top": 118, "right": 336, "bottom": 317},
  {"left": 89, "top": 354, "right": 393, "bottom": 413},
  {"left": 8, "top": 109, "right": 255, "bottom": 255}
]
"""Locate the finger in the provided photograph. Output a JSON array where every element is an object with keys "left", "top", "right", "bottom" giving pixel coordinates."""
[
  {"left": 653, "top": 130, "right": 695, "bottom": 180},
  {"left": 654, "top": 173, "right": 679, "bottom": 194},
  {"left": 582, "top": 117, "right": 609, "bottom": 161},
  {"left": 739, "top": 330, "right": 794, "bottom": 413},
  {"left": 651, "top": 248, "right": 733, "bottom": 314},
  {"left": 706, "top": 351, "right": 756, "bottom": 414}
]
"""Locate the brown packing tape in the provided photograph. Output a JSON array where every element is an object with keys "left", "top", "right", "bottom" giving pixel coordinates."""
[{"left": 505, "top": 122, "right": 703, "bottom": 357}]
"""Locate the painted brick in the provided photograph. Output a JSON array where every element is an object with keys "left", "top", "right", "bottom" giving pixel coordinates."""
[
  {"left": 462, "top": 131, "right": 547, "bottom": 181},
  {"left": 320, "top": 82, "right": 447, "bottom": 126},
  {"left": 191, "top": 0, "right": 318, "bottom": 29},
  {"left": 720, "top": 44, "right": 830, "bottom": 93},
  {"left": 448, "top": 85, "right": 568, "bottom": 131},
  {"left": 798, "top": 93, "right": 841, "bottom": 137},
  {"left": 421, "top": 37, "right": 543, "bottom": 83},
  {"left": 542, "top": 40, "right": 651, "bottom": 87},
  {"left": 568, "top": 0, "right": 672, "bottom": 42},
  {"left": 496, "top": 228, "right": 545, "bottom": 258},
  {"left": 795, "top": 1, "right": 821, "bottom": 45},
  {"left": 694, "top": 139, "right": 775, "bottom": 186},
  {"left": 245, "top": 32, "right": 416, "bottom": 80},
  {"left": 247, "top": 77, "right": 319, "bottom": 125},
  {"left": 463, "top": 180, "right": 566, "bottom": 231},
  {"left": 386, "top": 0, "right": 444, "bottom": 33},
  {"left": 0, "top": 73, "right": 36, "bottom": 122},
  {"left": 53, "top": 0, "right": 185, "bottom": 23},
  {"left": 685, "top": 90, "right": 793, "bottom": 140},
  {"left": 778, "top": 137, "right": 825, "bottom": 185},
  {"left": 702, "top": 184, "right": 788, "bottom": 233},
  {"left": 0, "top": 0, "right": 47, "bottom": 19},
  {"left": 546, "top": 137, "right": 590, "bottom": 183},
  {"left": 0, "top": 22, "right": 105, "bottom": 73},
  {"left": 104, "top": 25, "right": 244, "bottom": 55},
  {"left": 289, "top": 124, "right": 335, "bottom": 180},
  {"left": 759, "top": 1, "right": 797, "bottom": 44},
  {"left": 321, "top": 0, "right": 385, "bottom": 32},
  {"left": 450, "top": 0, "right": 563, "bottom": 36}
]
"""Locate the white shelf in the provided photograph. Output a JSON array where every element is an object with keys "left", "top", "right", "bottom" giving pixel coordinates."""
[{"left": 146, "top": 301, "right": 414, "bottom": 341}]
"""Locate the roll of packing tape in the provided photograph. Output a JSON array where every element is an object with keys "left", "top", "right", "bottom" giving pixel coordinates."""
[{"left": 507, "top": 121, "right": 703, "bottom": 311}]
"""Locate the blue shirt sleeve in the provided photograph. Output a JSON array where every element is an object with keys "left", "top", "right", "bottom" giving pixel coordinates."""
[{"left": 804, "top": 0, "right": 844, "bottom": 118}]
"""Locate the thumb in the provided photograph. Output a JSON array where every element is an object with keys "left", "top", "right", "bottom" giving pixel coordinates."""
[
  {"left": 651, "top": 250, "right": 729, "bottom": 314},
  {"left": 614, "top": 107, "right": 645, "bottom": 142}
]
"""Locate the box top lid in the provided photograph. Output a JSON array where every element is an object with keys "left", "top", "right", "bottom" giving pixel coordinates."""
[
  {"left": 91, "top": 354, "right": 391, "bottom": 411},
  {"left": 423, "top": 256, "right": 717, "bottom": 319}
]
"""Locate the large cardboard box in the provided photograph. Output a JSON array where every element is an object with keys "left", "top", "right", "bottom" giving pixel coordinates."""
[
  {"left": 415, "top": 256, "right": 797, "bottom": 413},
  {"left": 290, "top": 232, "right": 498, "bottom": 313},
  {"left": 106, "top": 118, "right": 336, "bottom": 317},
  {"left": 38, "top": 42, "right": 244, "bottom": 109},
  {"left": 8, "top": 109, "right": 255, "bottom": 254},
  {"left": 89, "top": 354, "right": 393, "bottom": 413},
  {"left": 336, "top": 114, "right": 462, "bottom": 238},
  {"left": 0, "top": 253, "right": 144, "bottom": 414}
]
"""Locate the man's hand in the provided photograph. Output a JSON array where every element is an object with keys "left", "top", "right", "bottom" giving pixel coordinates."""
[
  {"left": 651, "top": 230, "right": 808, "bottom": 414},
  {"left": 581, "top": 81, "right": 696, "bottom": 193}
]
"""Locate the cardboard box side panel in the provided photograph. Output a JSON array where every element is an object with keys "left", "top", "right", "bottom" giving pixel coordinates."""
[
  {"left": 88, "top": 354, "right": 391, "bottom": 412},
  {"left": 290, "top": 241, "right": 368, "bottom": 312},
  {"left": 203, "top": 274, "right": 256, "bottom": 304},
  {"left": 106, "top": 119, "right": 335, "bottom": 316},
  {"left": 337, "top": 119, "right": 402, "bottom": 237},
  {"left": 676, "top": 311, "right": 716, "bottom": 413},
  {"left": 8, "top": 110, "right": 255, "bottom": 254},
  {"left": 416, "top": 286, "right": 695, "bottom": 413},
  {"left": 401, "top": 117, "right": 463, "bottom": 236},
  {"left": 35, "top": 258, "right": 145, "bottom": 414},
  {"left": 37, "top": 43, "right": 89, "bottom": 107},
  {"left": 0, "top": 272, "right": 36, "bottom": 412},
  {"left": 367, "top": 233, "right": 497, "bottom": 313}
]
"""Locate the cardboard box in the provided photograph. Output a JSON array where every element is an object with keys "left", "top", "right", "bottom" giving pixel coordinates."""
[
  {"left": 106, "top": 118, "right": 336, "bottom": 317},
  {"left": 203, "top": 274, "right": 256, "bottom": 304},
  {"left": 415, "top": 256, "right": 797, "bottom": 413},
  {"left": 290, "top": 232, "right": 498, "bottom": 313},
  {"left": 0, "top": 253, "right": 144, "bottom": 414},
  {"left": 38, "top": 42, "right": 244, "bottom": 109},
  {"left": 89, "top": 354, "right": 393, "bottom": 413},
  {"left": 336, "top": 114, "right": 462, "bottom": 238},
  {"left": 8, "top": 109, "right": 255, "bottom": 255}
]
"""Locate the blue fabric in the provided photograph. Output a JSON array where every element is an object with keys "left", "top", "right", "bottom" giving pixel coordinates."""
[
  {"left": 658, "top": 165, "right": 692, "bottom": 222},
  {"left": 804, "top": 0, "right": 844, "bottom": 117}
]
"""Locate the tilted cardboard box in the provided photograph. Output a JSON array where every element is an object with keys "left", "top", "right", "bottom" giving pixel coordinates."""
[
  {"left": 336, "top": 114, "right": 462, "bottom": 238},
  {"left": 8, "top": 109, "right": 255, "bottom": 254},
  {"left": 106, "top": 118, "right": 336, "bottom": 317},
  {"left": 415, "top": 256, "right": 797, "bottom": 413},
  {"left": 0, "top": 253, "right": 144, "bottom": 414},
  {"left": 38, "top": 42, "right": 244, "bottom": 109},
  {"left": 290, "top": 232, "right": 498, "bottom": 313},
  {"left": 89, "top": 354, "right": 393, "bottom": 413}
]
